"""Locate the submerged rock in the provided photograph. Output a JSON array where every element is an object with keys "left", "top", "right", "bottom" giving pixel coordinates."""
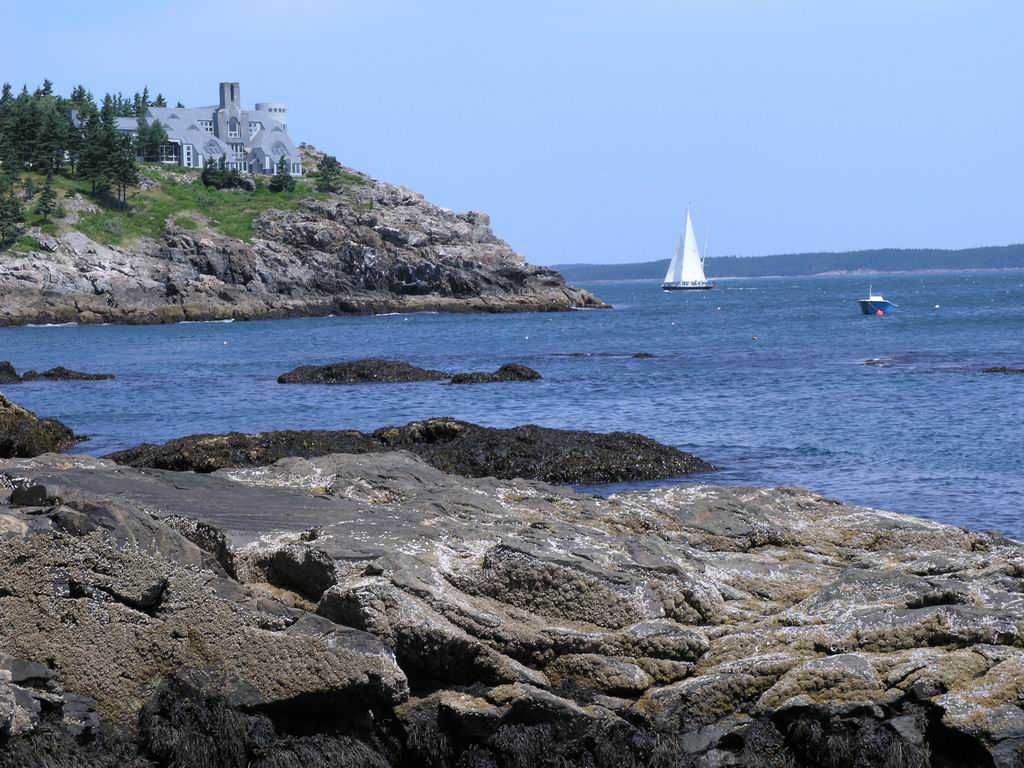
[
  {"left": 0, "top": 395, "right": 80, "bottom": 458},
  {"left": 447, "top": 363, "right": 542, "bottom": 384},
  {"left": 278, "top": 358, "right": 448, "bottom": 384},
  {"left": 1, "top": 451, "right": 1022, "bottom": 765},
  {"left": 106, "top": 417, "right": 712, "bottom": 483}
]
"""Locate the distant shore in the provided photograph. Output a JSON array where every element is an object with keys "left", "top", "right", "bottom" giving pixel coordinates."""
[
  {"left": 566, "top": 267, "right": 1024, "bottom": 285},
  {"left": 555, "top": 243, "right": 1024, "bottom": 283}
]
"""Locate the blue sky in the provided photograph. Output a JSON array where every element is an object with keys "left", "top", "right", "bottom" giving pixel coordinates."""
[{"left": 3, "top": 1, "right": 1021, "bottom": 265}]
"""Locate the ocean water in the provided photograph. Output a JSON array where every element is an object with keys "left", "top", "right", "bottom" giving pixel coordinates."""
[{"left": 1, "top": 271, "right": 1022, "bottom": 537}]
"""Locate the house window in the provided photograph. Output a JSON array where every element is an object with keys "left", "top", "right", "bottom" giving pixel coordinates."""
[
  {"left": 158, "top": 143, "right": 179, "bottom": 163},
  {"left": 292, "top": 163, "right": 300, "bottom": 175},
  {"left": 228, "top": 117, "right": 240, "bottom": 138},
  {"left": 183, "top": 145, "right": 193, "bottom": 167},
  {"left": 199, "top": 120, "right": 213, "bottom": 133},
  {"left": 248, "top": 122, "right": 262, "bottom": 137}
]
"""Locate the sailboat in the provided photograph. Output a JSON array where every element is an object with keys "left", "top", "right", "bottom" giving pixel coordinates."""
[{"left": 662, "top": 209, "right": 715, "bottom": 291}]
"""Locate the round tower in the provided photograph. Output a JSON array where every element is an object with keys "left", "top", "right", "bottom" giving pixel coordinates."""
[{"left": 255, "top": 101, "right": 288, "bottom": 130}]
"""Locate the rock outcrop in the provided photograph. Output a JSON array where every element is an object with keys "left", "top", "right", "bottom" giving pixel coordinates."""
[
  {"left": 0, "top": 362, "right": 20, "bottom": 385},
  {"left": 106, "top": 417, "right": 713, "bottom": 483},
  {"left": 2, "top": 451, "right": 1023, "bottom": 765},
  {"left": 0, "top": 166, "right": 604, "bottom": 326},
  {"left": 448, "top": 363, "right": 542, "bottom": 384},
  {"left": 278, "top": 358, "right": 449, "bottom": 385},
  {"left": 0, "top": 395, "right": 80, "bottom": 458},
  {"left": 277, "top": 359, "right": 543, "bottom": 386},
  {"left": 981, "top": 367, "right": 1024, "bottom": 375},
  {"left": 0, "top": 362, "right": 115, "bottom": 383}
]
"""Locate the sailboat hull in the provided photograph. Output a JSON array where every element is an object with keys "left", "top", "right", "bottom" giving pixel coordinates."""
[{"left": 663, "top": 282, "right": 715, "bottom": 291}]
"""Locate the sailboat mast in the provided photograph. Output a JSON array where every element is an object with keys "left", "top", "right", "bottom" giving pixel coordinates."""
[{"left": 702, "top": 224, "right": 710, "bottom": 266}]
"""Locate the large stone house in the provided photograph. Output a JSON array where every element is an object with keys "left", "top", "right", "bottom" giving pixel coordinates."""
[{"left": 114, "top": 82, "right": 302, "bottom": 176}]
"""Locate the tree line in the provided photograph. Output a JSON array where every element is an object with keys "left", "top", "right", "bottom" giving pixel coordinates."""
[{"left": 0, "top": 79, "right": 178, "bottom": 244}]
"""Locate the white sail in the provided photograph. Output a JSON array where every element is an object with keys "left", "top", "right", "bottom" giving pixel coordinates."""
[
  {"left": 663, "top": 237, "right": 684, "bottom": 284},
  {"left": 679, "top": 210, "right": 707, "bottom": 283}
]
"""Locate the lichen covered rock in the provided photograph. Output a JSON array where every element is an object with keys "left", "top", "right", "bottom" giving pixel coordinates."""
[
  {"left": 2, "top": 450, "right": 1023, "bottom": 765},
  {"left": 0, "top": 395, "right": 79, "bottom": 458}
]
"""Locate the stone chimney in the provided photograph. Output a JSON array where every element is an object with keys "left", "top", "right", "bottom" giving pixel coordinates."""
[{"left": 219, "top": 82, "right": 241, "bottom": 109}]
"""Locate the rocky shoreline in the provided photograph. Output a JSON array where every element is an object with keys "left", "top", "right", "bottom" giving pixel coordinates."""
[
  {"left": 2, "top": 447, "right": 1023, "bottom": 767},
  {"left": 0, "top": 160, "right": 605, "bottom": 327}
]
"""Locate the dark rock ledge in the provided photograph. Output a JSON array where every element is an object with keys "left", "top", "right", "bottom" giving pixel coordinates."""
[
  {"left": 0, "top": 361, "right": 115, "bottom": 383},
  {"left": 105, "top": 417, "right": 712, "bottom": 484},
  {"left": 277, "top": 359, "right": 449, "bottom": 384},
  {"left": 1, "top": 450, "right": 1023, "bottom": 766},
  {"left": 981, "top": 367, "right": 1024, "bottom": 375},
  {"left": 277, "top": 358, "right": 543, "bottom": 385},
  {"left": 448, "top": 363, "right": 542, "bottom": 384}
]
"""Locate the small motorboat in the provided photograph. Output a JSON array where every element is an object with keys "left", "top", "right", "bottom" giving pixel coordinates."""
[{"left": 858, "top": 287, "right": 898, "bottom": 315}]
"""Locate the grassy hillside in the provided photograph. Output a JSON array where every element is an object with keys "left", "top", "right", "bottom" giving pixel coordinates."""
[
  {"left": 555, "top": 244, "right": 1024, "bottom": 282},
  {"left": 3, "top": 163, "right": 363, "bottom": 251}
]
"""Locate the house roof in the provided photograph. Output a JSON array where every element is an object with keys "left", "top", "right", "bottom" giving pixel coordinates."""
[
  {"left": 248, "top": 120, "right": 298, "bottom": 159},
  {"left": 146, "top": 107, "right": 215, "bottom": 123},
  {"left": 114, "top": 116, "right": 140, "bottom": 132},
  {"left": 134, "top": 105, "right": 298, "bottom": 158}
]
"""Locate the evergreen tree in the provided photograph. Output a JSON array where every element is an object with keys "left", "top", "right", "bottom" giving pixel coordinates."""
[
  {"left": 141, "top": 119, "right": 168, "bottom": 162},
  {"left": 269, "top": 155, "right": 295, "bottom": 192},
  {"left": 0, "top": 83, "right": 14, "bottom": 174},
  {"left": 35, "top": 172, "right": 57, "bottom": 222},
  {"left": 0, "top": 190, "right": 24, "bottom": 245},
  {"left": 315, "top": 154, "right": 344, "bottom": 193},
  {"left": 111, "top": 132, "right": 139, "bottom": 205},
  {"left": 153, "top": 94, "right": 167, "bottom": 107},
  {"left": 8, "top": 87, "right": 38, "bottom": 169},
  {"left": 135, "top": 118, "right": 150, "bottom": 159},
  {"left": 175, "top": 101, "right": 185, "bottom": 109},
  {"left": 32, "top": 101, "right": 67, "bottom": 174},
  {"left": 78, "top": 109, "right": 107, "bottom": 195},
  {"left": 65, "top": 100, "right": 94, "bottom": 175},
  {"left": 68, "top": 85, "right": 91, "bottom": 108},
  {"left": 79, "top": 97, "right": 121, "bottom": 197}
]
